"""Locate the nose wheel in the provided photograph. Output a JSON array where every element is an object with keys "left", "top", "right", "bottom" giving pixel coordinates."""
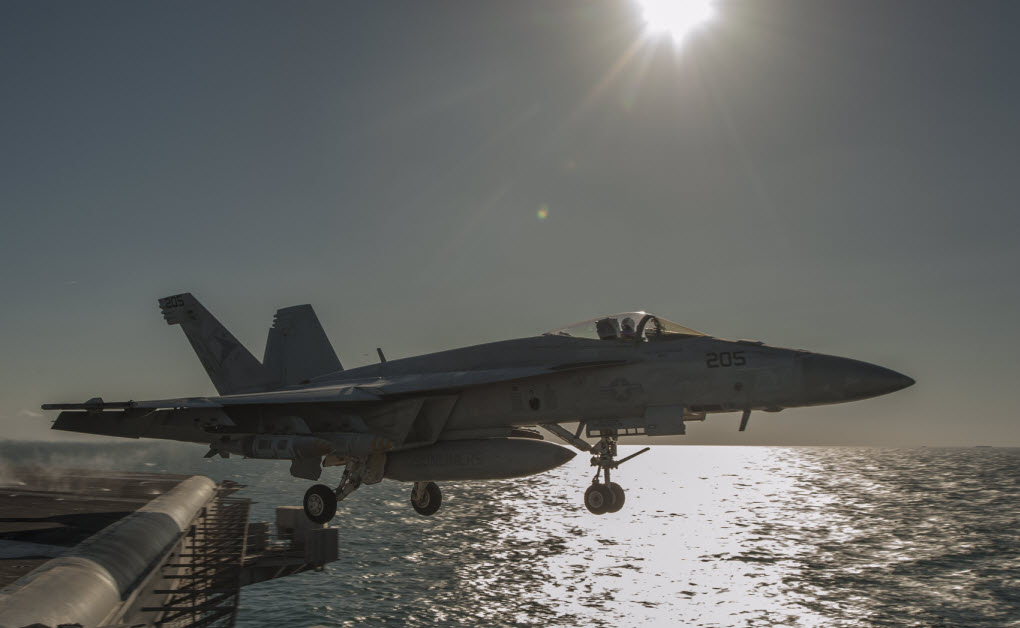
[
  {"left": 607, "top": 482, "right": 625, "bottom": 512},
  {"left": 584, "top": 483, "right": 613, "bottom": 514},
  {"left": 584, "top": 433, "right": 648, "bottom": 515}
]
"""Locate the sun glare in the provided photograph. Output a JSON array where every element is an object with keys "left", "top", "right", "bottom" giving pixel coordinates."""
[{"left": 635, "top": 0, "right": 715, "bottom": 44}]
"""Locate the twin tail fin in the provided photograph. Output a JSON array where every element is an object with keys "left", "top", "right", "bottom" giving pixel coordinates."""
[
  {"left": 159, "top": 293, "right": 343, "bottom": 395},
  {"left": 263, "top": 304, "right": 342, "bottom": 386},
  {"left": 159, "top": 293, "right": 277, "bottom": 395}
]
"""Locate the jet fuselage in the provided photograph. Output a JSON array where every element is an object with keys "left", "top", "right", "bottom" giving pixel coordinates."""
[{"left": 320, "top": 334, "right": 913, "bottom": 433}]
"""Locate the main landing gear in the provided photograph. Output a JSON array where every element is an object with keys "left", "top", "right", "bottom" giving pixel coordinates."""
[
  {"left": 303, "top": 484, "right": 337, "bottom": 524},
  {"left": 410, "top": 481, "right": 442, "bottom": 516},
  {"left": 584, "top": 433, "right": 649, "bottom": 515},
  {"left": 303, "top": 463, "right": 366, "bottom": 524},
  {"left": 302, "top": 460, "right": 445, "bottom": 523}
]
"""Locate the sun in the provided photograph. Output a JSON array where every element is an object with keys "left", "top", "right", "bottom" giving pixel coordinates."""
[{"left": 635, "top": 0, "right": 715, "bottom": 44}]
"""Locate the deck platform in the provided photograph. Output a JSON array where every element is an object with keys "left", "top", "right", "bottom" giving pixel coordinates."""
[{"left": 0, "top": 467, "right": 338, "bottom": 628}]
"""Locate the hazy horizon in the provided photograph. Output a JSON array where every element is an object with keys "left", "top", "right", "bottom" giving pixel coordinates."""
[{"left": 2, "top": 1, "right": 1018, "bottom": 447}]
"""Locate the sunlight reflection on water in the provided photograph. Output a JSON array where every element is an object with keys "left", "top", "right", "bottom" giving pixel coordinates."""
[{"left": 221, "top": 446, "right": 1019, "bottom": 627}]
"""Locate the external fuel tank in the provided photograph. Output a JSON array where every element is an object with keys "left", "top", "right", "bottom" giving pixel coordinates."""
[{"left": 384, "top": 438, "right": 576, "bottom": 482}]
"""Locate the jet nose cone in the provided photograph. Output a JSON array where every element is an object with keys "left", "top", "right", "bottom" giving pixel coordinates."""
[{"left": 801, "top": 354, "right": 914, "bottom": 403}]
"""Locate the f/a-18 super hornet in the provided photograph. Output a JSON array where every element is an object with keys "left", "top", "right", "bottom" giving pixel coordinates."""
[{"left": 44, "top": 293, "right": 914, "bottom": 522}]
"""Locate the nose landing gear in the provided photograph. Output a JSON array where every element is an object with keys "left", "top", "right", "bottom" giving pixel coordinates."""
[{"left": 585, "top": 433, "right": 648, "bottom": 515}]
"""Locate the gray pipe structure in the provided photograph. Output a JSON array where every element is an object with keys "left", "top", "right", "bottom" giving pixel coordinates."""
[{"left": 0, "top": 475, "right": 216, "bottom": 628}]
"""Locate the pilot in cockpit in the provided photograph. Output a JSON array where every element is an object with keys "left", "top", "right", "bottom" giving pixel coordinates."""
[
  {"left": 595, "top": 317, "right": 621, "bottom": 340},
  {"left": 620, "top": 317, "right": 637, "bottom": 339}
]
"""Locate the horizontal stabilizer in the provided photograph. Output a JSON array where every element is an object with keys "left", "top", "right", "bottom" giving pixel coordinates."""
[
  {"left": 263, "top": 304, "right": 342, "bottom": 385},
  {"left": 42, "top": 397, "right": 133, "bottom": 412}
]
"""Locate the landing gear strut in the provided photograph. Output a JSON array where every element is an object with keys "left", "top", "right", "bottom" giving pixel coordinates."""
[{"left": 584, "top": 432, "right": 648, "bottom": 515}]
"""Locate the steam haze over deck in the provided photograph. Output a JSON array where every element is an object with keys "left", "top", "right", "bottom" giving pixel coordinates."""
[{"left": 2, "top": 1, "right": 1018, "bottom": 446}]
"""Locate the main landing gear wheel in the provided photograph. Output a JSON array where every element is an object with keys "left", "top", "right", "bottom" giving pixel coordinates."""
[
  {"left": 304, "top": 484, "right": 337, "bottom": 524},
  {"left": 584, "top": 484, "right": 614, "bottom": 515},
  {"left": 411, "top": 481, "right": 442, "bottom": 516}
]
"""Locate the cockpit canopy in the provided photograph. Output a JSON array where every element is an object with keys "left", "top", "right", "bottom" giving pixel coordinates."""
[{"left": 544, "top": 312, "right": 706, "bottom": 341}]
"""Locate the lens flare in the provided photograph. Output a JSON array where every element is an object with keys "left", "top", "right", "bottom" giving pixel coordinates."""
[
  {"left": 536, "top": 206, "right": 549, "bottom": 220},
  {"left": 635, "top": 0, "right": 715, "bottom": 43}
]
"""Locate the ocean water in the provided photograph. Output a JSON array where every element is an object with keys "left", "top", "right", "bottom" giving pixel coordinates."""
[{"left": 3, "top": 442, "right": 1019, "bottom": 627}]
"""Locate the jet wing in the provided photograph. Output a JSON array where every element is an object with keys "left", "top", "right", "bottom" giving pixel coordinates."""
[
  {"left": 43, "top": 361, "right": 626, "bottom": 411},
  {"left": 42, "top": 384, "right": 382, "bottom": 411}
]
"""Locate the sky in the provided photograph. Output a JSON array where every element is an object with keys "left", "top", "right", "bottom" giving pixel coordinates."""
[{"left": 1, "top": 1, "right": 1018, "bottom": 446}]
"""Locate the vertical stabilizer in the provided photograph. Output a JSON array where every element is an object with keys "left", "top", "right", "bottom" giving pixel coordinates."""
[
  {"left": 158, "top": 293, "right": 277, "bottom": 395},
  {"left": 263, "top": 304, "right": 342, "bottom": 385}
]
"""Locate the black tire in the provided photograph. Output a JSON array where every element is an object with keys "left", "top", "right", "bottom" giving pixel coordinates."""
[
  {"left": 584, "top": 484, "right": 614, "bottom": 515},
  {"left": 304, "top": 484, "right": 337, "bottom": 524},
  {"left": 606, "top": 482, "right": 625, "bottom": 513},
  {"left": 411, "top": 482, "right": 442, "bottom": 516}
]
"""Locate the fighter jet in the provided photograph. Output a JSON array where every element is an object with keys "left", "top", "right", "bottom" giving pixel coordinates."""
[{"left": 43, "top": 293, "right": 914, "bottom": 522}]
